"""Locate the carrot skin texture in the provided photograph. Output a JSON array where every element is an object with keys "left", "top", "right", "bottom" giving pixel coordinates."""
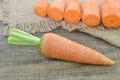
[
  {"left": 82, "top": 0, "right": 101, "bottom": 27},
  {"left": 40, "top": 33, "right": 115, "bottom": 65},
  {"left": 47, "top": 0, "right": 66, "bottom": 21},
  {"left": 64, "top": 0, "right": 82, "bottom": 24},
  {"left": 34, "top": 0, "right": 49, "bottom": 17},
  {"left": 8, "top": 29, "right": 115, "bottom": 65},
  {"left": 102, "top": 0, "right": 120, "bottom": 28}
]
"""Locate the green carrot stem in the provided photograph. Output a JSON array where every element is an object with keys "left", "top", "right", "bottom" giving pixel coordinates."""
[{"left": 8, "top": 29, "right": 41, "bottom": 47}]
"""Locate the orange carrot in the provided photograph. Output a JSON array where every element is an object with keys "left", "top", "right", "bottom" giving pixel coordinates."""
[
  {"left": 34, "top": 0, "right": 49, "bottom": 17},
  {"left": 47, "top": 0, "right": 66, "bottom": 21},
  {"left": 102, "top": 0, "right": 120, "bottom": 28},
  {"left": 40, "top": 33, "right": 115, "bottom": 65},
  {"left": 82, "top": 0, "right": 101, "bottom": 27},
  {"left": 64, "top": 0, "right": 82, "bottom": 24},
  {"left": 8, "top": 29, "right": 115, "bottom": 65}
]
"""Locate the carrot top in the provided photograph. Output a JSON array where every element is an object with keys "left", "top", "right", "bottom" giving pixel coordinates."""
[{"left": 8, "top": 29, "right": 40, "bottom": 47}]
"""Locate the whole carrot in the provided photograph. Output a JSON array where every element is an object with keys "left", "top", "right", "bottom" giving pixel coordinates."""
[
  {"left": 102, "top": 0, "right": 120, "bottom": 28},
  {"left": 47, "top": 0, "right": 66, "bottom": 21},
  {"left": 64, "top": 0, "right": 82, "bottom": 24},
  {"left": 82, "top": 0, "right": 101, "bottom": 27},
  {"left": 8, "top": 29, "right": 115, "bottom": 65},
  {"left": 34, "top": 0, "right": 50, "bottom": 17}
]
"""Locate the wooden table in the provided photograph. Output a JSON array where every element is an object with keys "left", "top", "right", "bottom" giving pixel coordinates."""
[{"left": 0, "top": 0, "right": 120, "bottom": 80}]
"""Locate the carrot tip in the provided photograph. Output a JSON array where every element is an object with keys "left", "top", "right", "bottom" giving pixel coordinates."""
[
  {"left": 106, "top": 59, "right": 116, "bottom": 65},
  {"left": 110, "top": 60, "right": 116, "bottom": 65}
]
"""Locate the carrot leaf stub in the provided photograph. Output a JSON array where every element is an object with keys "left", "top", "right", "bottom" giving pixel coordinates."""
[{"left": 8, "top": 29, "right": 41, "bottom": 47}]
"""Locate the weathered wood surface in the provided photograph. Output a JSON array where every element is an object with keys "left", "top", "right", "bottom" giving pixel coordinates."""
[{"left": 0, "top": 0, "right": 120, "bottom": 80}]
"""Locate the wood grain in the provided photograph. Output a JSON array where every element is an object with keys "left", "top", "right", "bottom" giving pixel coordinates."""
[{"left": 0, "top": 21, "right": 120, "bottom": 80}]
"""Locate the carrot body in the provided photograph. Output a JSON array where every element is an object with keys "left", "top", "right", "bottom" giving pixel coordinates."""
[
  {"left": 47, "top": 0, "right": 66, "bottom": 21},
  {"left": 102, "top": 0, "right": 120, "bottom": 28},
  {"left": 82, "top": 0, "right": 101, "bottom": 27},
  {"left": 8, "top": 29, "right": 115, "bottom": 65},
  {"left": 40, "top": 33, "right": 115, "bottom": 65},
  {"left": 34, "top": 0, "right": 49, "bottom": 17},
  {"left": 64, "top": 0, "right": 82, "bottom": 24}
]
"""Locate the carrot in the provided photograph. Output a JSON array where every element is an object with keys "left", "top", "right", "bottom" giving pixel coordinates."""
[
  {"left": 47, "top": 0, "right": 66, "bottom": 21},
  {"left": 8, "top": 29, "right": 115, "bottom": 65},
  {"left": 102, "top": 0, "right": 120, "bottom": 28},
  {"left": 82, "top": 0, "right": 101, "bottom": 27},
  {"left": 34, "top": 0, "right": 49, "bottom": 17},
  {"left": 64, "top": 0, "right": 82, "bottom": 24}
]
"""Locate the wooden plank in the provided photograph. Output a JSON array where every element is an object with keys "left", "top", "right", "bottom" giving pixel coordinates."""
[{"left": 0, "top": 21, "right": 120, "bottom": 80}]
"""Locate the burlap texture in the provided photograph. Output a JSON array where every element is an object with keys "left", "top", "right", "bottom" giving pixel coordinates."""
[{"left": 1, "top": 0, "right": 120, "bottom": 47}]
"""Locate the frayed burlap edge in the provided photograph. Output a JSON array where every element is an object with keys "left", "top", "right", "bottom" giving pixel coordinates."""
[
  {"left": 1, "top": 0, "right": 60, "bottom": 35},
  {"left": 62, "top": 22, "right": 120, "bottom": 47},
  {"left": 3, "top": 17, "right": 61, "bottom": 36}
]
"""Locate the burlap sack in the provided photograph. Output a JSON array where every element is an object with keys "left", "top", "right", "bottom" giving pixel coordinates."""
[{"left": 1, "top": 0, "right": 120, "bottom": 47}]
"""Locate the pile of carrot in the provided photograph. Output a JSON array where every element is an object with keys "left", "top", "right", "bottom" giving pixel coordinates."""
[
  {"left": 8, "top": 29, "right": 115, "bottom": 65},
  {"left": 34, "top": 0, "right": 120, "bottom": 28}
]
